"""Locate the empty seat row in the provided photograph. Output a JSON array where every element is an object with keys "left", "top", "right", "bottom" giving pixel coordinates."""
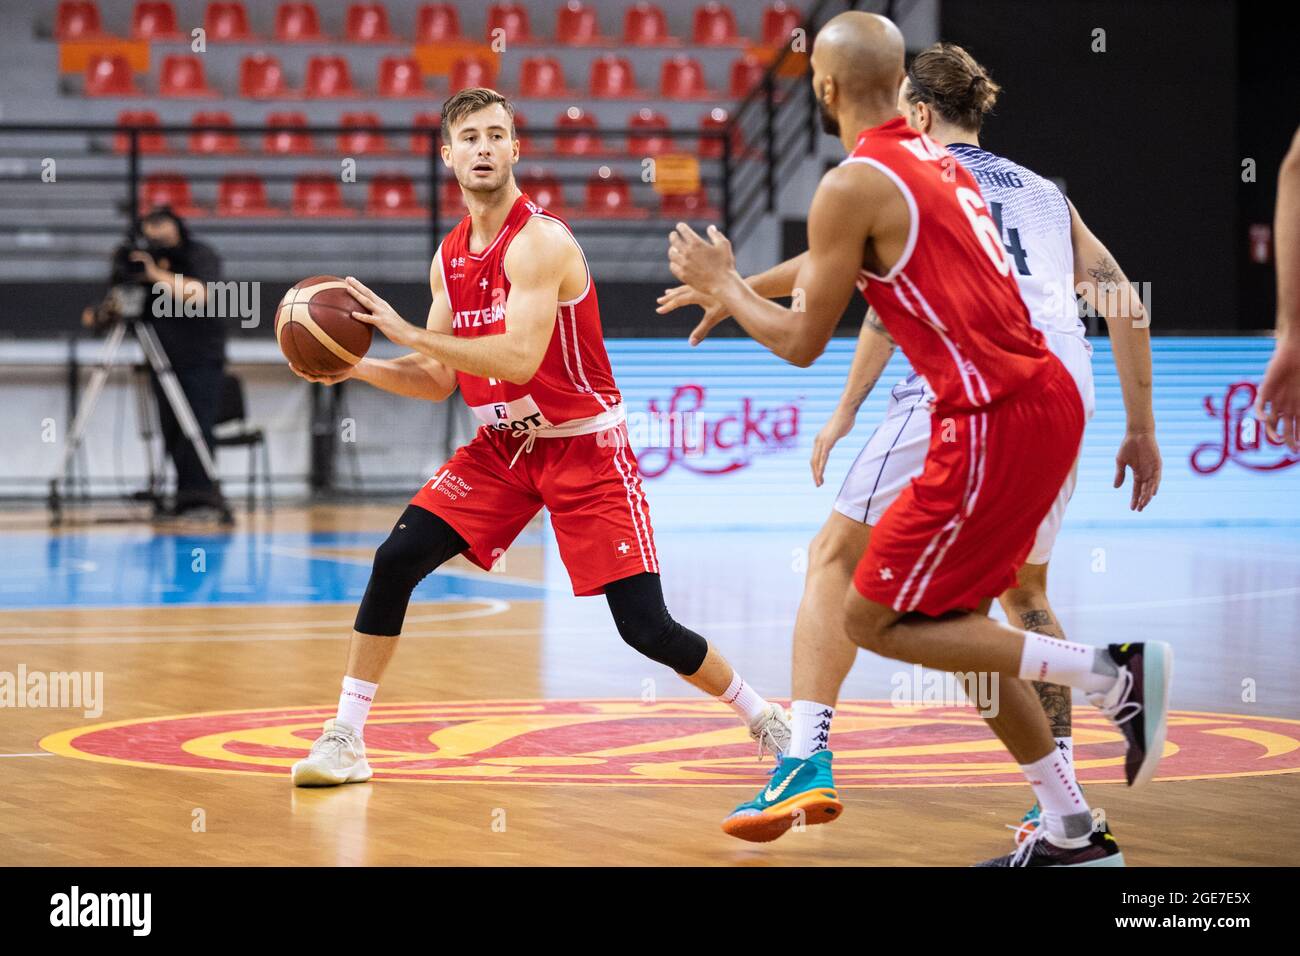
[
  {"left": 55, "top": 1, "right": 802, "bottom": 48},
  {"left": 139, "top": 170, "right": 719, "bottom": 220},
  {"left": 84, "top": 50, "right": 769, "bottom": 100},
  {"left": 115, "top": 106, "right": 737, "bottom": 158}
]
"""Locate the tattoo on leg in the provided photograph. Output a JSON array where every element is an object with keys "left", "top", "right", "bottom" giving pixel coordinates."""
[
  {"left": 1019, "top": 609, "right": 1054, "bottom": 633},
  {"left": 1032, "top": 680, "right": 1073, "bottom": 738},
  {"left": 1017, "top": 607, "right": 1071, "bottom": 738}
]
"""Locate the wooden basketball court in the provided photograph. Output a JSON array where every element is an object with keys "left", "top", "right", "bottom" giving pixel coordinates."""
[{"left": 2, "top": 505, "right": 1298, "bottom": 866}]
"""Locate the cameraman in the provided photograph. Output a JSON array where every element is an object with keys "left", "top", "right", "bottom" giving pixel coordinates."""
[{"left": 93, "top": 206, "right": 232, "bottom": 522}]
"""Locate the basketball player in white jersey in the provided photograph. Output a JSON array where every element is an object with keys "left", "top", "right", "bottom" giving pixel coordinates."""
[{"left": 660, "top": 42, "right": 1162, "bottom": 842}]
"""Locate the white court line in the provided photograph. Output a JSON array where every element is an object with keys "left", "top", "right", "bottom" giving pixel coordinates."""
[{"left": 0, "top": 753, "right": 56, "bottom": 758}]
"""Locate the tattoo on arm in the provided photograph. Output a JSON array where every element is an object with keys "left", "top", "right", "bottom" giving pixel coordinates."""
[
  {"left": 865, "top": 307, "right": 894, "bottom": 345},
  {"left": 1087, "top": 255, "right": 1121, "bottom": 287}
]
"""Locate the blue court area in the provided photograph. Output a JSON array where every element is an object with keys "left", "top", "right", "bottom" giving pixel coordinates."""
[{"left": 0, "top": 528, "right": 548, "bottom": 610}]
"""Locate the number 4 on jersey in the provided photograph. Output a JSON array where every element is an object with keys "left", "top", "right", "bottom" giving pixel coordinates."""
[{"left": 988, "top": 201, "right": 1031, "bottom": 276}]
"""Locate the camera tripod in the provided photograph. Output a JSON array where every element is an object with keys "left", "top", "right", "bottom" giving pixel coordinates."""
[{"left": 48, "top": 318, "right": 224, "bottom": 526}]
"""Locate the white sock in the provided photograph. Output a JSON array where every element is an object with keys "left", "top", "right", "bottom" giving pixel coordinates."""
[
  {"left": 1055, "top": 735, "right": 1074, "bottom": 767},
  {"left": 717, "top": 672, "right": 768, "bottom": 726},
  {"left": 1018, "top": 633, "right": 1117, "bottom": 693},
  {"left": 1021, "top": 749, "right": 1092, "bottom": 846},
  {"left": 790, "top": 699, "right": 834, "bottom": 760},
  {"left": 337, "top": 676, "right": 378, "bottom": 734}
]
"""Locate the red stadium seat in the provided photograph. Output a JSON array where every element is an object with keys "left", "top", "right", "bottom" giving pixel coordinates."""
[
  {"left": 761, "top": 2, "right": 800, "bottom": 47},
  {"left": 415, "top": 4, "right": 461, "bottom": 42},
  {"left": 556, "top": 1, "right": 607, "bottom": 45},
  {"left": 729, "top": 52, "right": 767, "bottom": 98},
  {"left": 304, "top": 56, "right": 359, "bottom": 97},
  {"left": 339, "top": 112, "right": 388, "bottom": 154},
  {"left": 628, "top": 108, "right": 673, "bottom": 156},
  {"left": 264, "top": 111, "right": 314, "bottom": 154},
  {"left": 367, "top": 175, "right": 424, "bottom": 217},
  {"left": 115, "top": 110, "right": 167, "bottom": 154},
  {"left": 519, "top": 57, "right": 569, "bottom": 98},
  {"left": 141, "top": 173, "right": 204, "bottom": 216},
  {"left": 486, "top": 4, "right": 533, "bottom": 44},
  {"left": 378, "top": 56, "right": 425, "bottom": 97},
  {"left": 275, "top": 2, "right": 325, "bottom": 41},
  {"left": 205, "top": 2, "right": 256, "bottom": 41},
  {"left": 693, "top": 2, "right": 740, "bottom": 45},
  {"left": 189, "top": 111, "right": 242, "bottom": 154},
  {"left": 410, "top": 110, "right": 440, "bottom": 153},
  {"left": 85, "top": 55, "right": 141, "bottom": 96},
  {"left": 698, "top": 106, "right": 729, "bottom": 158},
  {"left": 217, "top": 174, "right": 279, "bottom": 216},
  {"left": 584, "top": 171, "right": 647, "bottom": 218},
  {"left": 518, "top": 169, "right": 564, "bottom": 211},
  {"left": 439, "top": 176, "right": 467, "bottom": 215},
  {"left": 293, "top": 175, "right": 354, "bottom": 216},
  {"left": 660, "top": 188, "right": 719, "bottom": 221},
  {"left": 345, "top": 3, "right": 395, "bottom": 42},
  {"left": 56, "top": 1, "right": 108, "bottom": 40},
  {"left": 132, "top": 2, "right": 183, "bottom": 40},
  {"left": 589, "top": 55, "right": 640, "bottom": 98},
  {"left": 240, "top": 55, "right": 290, "bottom": 98},
  {"left": 449, "top": 56, "right": 496, "bottom": 93},
  {"left": 660, "top": 55, "right": 710, "bottom": 99},
  {"left": 555, "top": 106, "right": 602, "bottom": 156},
  {"left": 622, "top": 3, "right": 676, "bottom": 46},
  {"left": 159, "top": 55, "right": 217, "bottom": 97}
]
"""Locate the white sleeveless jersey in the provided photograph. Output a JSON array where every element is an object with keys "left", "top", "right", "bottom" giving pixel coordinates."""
[
  {"left": 885, "top": 142, "right": 1086, "bottom": 406},
  {"left": 945, "top": 143, "right": 1084, "bottom": 338}
]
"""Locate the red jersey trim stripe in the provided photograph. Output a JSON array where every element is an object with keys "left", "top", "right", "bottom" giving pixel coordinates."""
[{"left": 838, "top": 156, "right": 920, "bottom": 284}]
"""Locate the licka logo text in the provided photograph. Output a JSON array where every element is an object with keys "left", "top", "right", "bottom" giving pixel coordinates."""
[
  {"left": 1191, "top": 381, "right": 1300, "bottom": 474},
  {"left": 632, "top": 384, "right": 800, "bottom": 477}
]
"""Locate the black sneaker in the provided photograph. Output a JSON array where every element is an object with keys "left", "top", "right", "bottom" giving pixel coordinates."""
[
  {"left": 1087, "top": 642, "right": 1173, "bottom": 787},
  {"left": 977, "top": 816, "right": 1125, "bottom": 867}
]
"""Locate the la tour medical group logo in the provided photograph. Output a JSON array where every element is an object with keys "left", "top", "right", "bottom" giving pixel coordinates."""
[{"left": 40, "top": 698, "right": 1300, "bottom": 787}]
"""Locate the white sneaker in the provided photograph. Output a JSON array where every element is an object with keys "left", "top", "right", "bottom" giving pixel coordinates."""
[
  {"left": 291, "top": 719, "right": 373, "bottom": 787},
  {"left": 748, "top": 703, "right": 792, "bottom": 760}
]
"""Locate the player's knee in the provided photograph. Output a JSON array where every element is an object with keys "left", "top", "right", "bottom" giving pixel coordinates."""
[
  {"left": 809, "top": 522, "right": 861, "bottom": 573},
  {"left": 843, "top": 592, "right": 895, "bottom": 655},
  {"left": 354, "top": 511, "right": 462, "bottom": 637},
  {"left": 613, "top": 612, "right": 707, "bottom": 675}
]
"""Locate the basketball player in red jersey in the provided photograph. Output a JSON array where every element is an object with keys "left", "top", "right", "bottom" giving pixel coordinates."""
[
  {"left": 668, "top": 13, "right": 1172, "bottom": 866},
  {"left": 289, "top": 88, "right": 790, "bottom": 787}
]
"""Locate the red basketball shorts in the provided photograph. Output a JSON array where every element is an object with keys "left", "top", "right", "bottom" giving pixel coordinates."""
[
  {"left": 854, "top": 357, "right": 1085, "bottom": 616},
  {"left": 410, "top": 423, "right": 659, "bottom": 596}
]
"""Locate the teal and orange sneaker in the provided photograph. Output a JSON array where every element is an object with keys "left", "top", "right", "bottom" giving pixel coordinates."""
[
  {"left": 1010, "top": 803, "right": 1041, "bottom": 845},
  {"left": 721, "top": 750, "right": 842, "bottom": 843}
]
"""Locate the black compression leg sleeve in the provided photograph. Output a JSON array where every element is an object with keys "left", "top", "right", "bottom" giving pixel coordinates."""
[
  {"left": 604, "top": 572, "right": 709, "bottom": 675},
  {"left": 354, "top": 505, "right": 469, "bottom": 636}
]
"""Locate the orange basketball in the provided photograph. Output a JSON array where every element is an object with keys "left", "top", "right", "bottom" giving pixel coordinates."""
[{"left": 275, "top": 275, "right": 372, "bottom": 375}]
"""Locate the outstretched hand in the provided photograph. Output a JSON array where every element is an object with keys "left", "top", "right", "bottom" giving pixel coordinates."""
[
  {"left": 656, "top": 284, "right": 733, "bottom": 346},
  {"left": 666, "top": 223, "right": 737, "bottom": 299}
]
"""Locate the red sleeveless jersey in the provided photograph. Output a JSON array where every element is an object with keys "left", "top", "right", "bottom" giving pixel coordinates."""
[
  {"left": 436, "top": 193, "right": 622, "bottom": 430},
  {"left": 847, "top": 117, "right": 1053, "bottom": 412}
]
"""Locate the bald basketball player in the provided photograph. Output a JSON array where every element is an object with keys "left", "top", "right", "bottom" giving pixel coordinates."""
[
  {"left": 287, "top": 88, "right": 790, "bottom": 789},
  {"left": 666, "top": 13, "right": 1172, "bottom": 866},
  {"left": 661, "top": 42, "right": 1162, "bottom": 846}
]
